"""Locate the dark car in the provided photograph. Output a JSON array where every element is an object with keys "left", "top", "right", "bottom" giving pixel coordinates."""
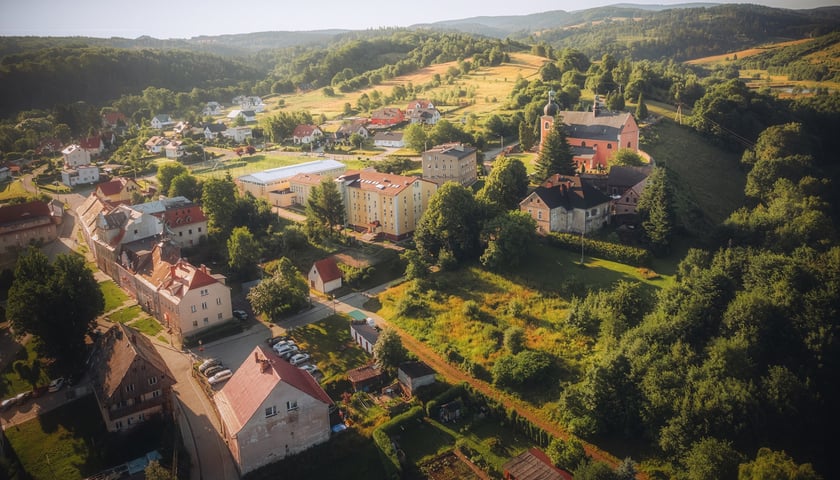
[
  {"left": 204, "top": 365, "right": 225, "bottom": 378},
  {"left": 233, "top": 310, "right": 249, "bottom": 321},
  {"left": 266, "top": 336, "right": 288, "bottom": 347}
]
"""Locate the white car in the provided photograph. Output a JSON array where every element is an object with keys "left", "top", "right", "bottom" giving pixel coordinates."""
[
  {"left": 299, "top": 364, "right": 319, "bottom": 374},
  {"left": 289, "top": 353, "right": 311, "bottom": 366},
  {"left": 274, "top": 344, "right": 298, "bottom": 357},
  {"left": 272, "top": 340, "right": 295, "bottom": 352},
  {"left": 208, "top": 369, "right": 233, "bottom": 385},
  {"left": 198, "top": 358, "right": 221, "bottom": 373},
  {"left": 48, "top": 377, "right": 65, "bottom": 393}
]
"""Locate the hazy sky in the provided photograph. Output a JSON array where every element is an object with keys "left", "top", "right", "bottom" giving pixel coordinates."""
[{"left": 1, "top": 0, "right": 836, "bottom": 39}]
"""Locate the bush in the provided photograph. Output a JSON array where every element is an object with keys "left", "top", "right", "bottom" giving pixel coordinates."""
[
  {"left": 337, "top": 263, "right": 372, "bottom": 286},
  {"left": 548, "top": 232, "right": 651, "bottom": 266},
  {"left": 462, "top": 300, "right": 481, "bottom": 320},
  {"left": 372, "top": 405, "right": 425, "bottom": 477}
]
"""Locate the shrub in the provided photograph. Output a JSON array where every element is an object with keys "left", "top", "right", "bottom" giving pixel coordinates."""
[
  {"left": 548, "top": 232, "right": 651, "bottom": 266},
  {"left": 462, "top": 300, "right": 481, "bottom": 320},
  {"left": 503, "top": 326, "right": 526, "bottom": 354}
]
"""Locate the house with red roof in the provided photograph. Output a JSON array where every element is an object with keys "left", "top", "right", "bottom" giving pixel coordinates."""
[
  {"left": 102, "top": 111, "right": 127, "bottom": 129},
  {"left": 95, "top": 177, "right": 142, "bottom": 205},
  {"left": 406, "top": 99, "right": 441, "bottom": 125},
  {"left": 80, "top": 135, "right": 105, "bottom": 157},
  {"left": 370, "top": 107, "right": 405, "bottom": 127},
  {"left": 215, "top": 346, "right": 333, "bottom": 475},
  {"left": 0, "top": 201, "right": 58, "bottom": 255},
  {"left": 292, "top": 125, "right": 324, "bottom": 145},
  {"left": 308, "top": 257, "right": 342, "bottom": 293},
  {"left": 131, "top": 196, "right": 208, "bottom": 248}
]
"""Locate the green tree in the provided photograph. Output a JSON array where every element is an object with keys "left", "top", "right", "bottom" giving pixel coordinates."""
[
  {"left": 201, "top": 174, "right": 237, "bottom": 237},
  {"left": 373, "top": 328, "right": 408, "bottom": 373},
  {"left": 403, "top": 123, "right": 427, "bottom": 152},
  {"left": 305, "top": 177, "right": 345, "bottom": 238},
  {"left": 144, "top": 461, "right": 176, "bottom": 480},
  {"left": 246, "top": 257, "right": 309, "bottom": 321},
  {"left": 476, "top": 156, "right": 529, "bottom": 212},
  {"left": 227, "top": 226, "right": 260, "bottom": 278},
  {"left": 348, "top": 132, "right": 364, "bottom": 150},
  {"left": 637, "top": 167, "right": 675, "bottom": 256},
  {"left": 503, "top": 326, "right": 526, "bottom": 354},
  {"left": 608, "top": 148, "right": 646, "bottom": 168},
  {"left": 401, "top": 249, "right": 429, "bottom": 281},
  {"left": 683, "top": 437, "right": 743, "bottom": 480},
  {"left": 574, "top": 460, "right": 616, "bottom": 480},
  {"left": 546, "top": 437, "right": 588, "bottom": 471},
  {"left": 6, "top": 249, "right": 104, "bottom": 374},
  {"left": 607, "top": 90, "right": 625, "bottom": 111},
  {"left": 415, "top": 182, "right": 481, "bottom": 264},
  {"left": 635, "top": 92, "right": 648, "bottom": 120},
  {"left": 738, "top": 448, "right": 822, "bottom": 480},
  {"left": 168, "top": 172, "right": 201, "bottom": 201},
  {"left": 479, "top": 210, "right": 536, "bottom": 271},
  {"left": 519, "top": 120, "right": 536, "bottom": 152},
  {"left": 156, "top": 162, "right": 187, "bottom": 194},
  {"left": 535, "top": 119, "right": 575, "bottom": 181}
]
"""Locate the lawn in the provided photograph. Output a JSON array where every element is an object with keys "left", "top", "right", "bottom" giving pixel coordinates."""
[
  {"left": 99, "top": 280, "right": 130, "bottom": 313},
  {"left": 397, "top": 417, "right": 457, "bottom": 464},
  {"left": 7, "top": 396, "right": 107, "bottom": 479},
  {"left": 640, "top": 117, "right": 745, "bottom": 227},
  {"left": 127, "top": 316, "right": 163, "bottom": 337},
  {"left": 0, "top": 337, "right": 51, "bottom": 397},
  {"left": 288, "top": 314, "right": 370, "bottom": 389},
  {"left": 0, "top": 180, "right": 28, "bottom": 202},
  {"left": 107, "top": 305, "right": 144, "bottom": 324}
]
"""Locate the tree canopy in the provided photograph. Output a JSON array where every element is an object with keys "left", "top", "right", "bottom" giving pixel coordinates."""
[
  {"left": 476, "top": 156, "right": 529, "bottom": 212},
  {"left": 535, "top": 119, "right": 575, "bottom": 181},
  {"left": 246, "top": 257, "right": 309, "bottom": 321},
  {"left": 414, "top": 182, "right": 482, "bottom": 264}
]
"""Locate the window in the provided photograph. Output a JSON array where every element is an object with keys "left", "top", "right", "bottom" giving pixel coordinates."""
[
  {"left": 544, "top": 121, "right": 550, "bottom": 129},
  {"left": 581, "top": 141, "right": 586, "bottom": 147},
  {"left": 628, "top": 142, "right": 631, "bottom": 148},
  {"left": 265, "top": 406, "right": 278, "bottom": 417},
  {"left": 192, "top": 320, "right": 198, "bottom": 327},
  {"left": 148, "top": 376, "right": 158, "bottom": 385},
  {"left": 218, "top": 312, "right": 223, "bottom": 320},
  {"left": 203, "top": 317, "right": 209, "bottom": 325},
  {"left": 286, "top": 400, "right": 298, "bottom": 411},
  {"left": 537, "top": 211, "right": 542, "bottom": 220},
  {"left": 115, "top": 421, "right": 123, "bottom": 430},
  {"left": 126, "top": 384, "right": 135, "bottom": 393},
  {"left": 191, "top": 305, "right": 197, "bottom": 313},
  {"left": 607, "top": 144, "right": 612, "bottom": 149},
  {"left": 152, "top": 390, "right": 161, "bottom": 398},
  {"left": 202, "top": 302, "right": 208, "bottom": 310},
  {"left": 216, "top": 298, "right": 222, "bottom": 305},
  {"left": 201, "top": 289, "right": 208, "bottom": 296}
]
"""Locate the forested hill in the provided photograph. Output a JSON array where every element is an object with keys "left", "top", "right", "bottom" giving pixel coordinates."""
[
  {"left": 0, "top": 47, "right": 262, "bottom": 115},
  {"left": 425, "top": 4, "right": 840, "bottom": 61}
]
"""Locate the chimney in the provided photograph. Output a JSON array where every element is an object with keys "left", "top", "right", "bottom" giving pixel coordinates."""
[
  {"left": 170, "top": 265, "right": 176, "bottom": 278},
  {"left": 254, "top": 351, "right": 260, "bottom": 363},
  {"left": 200, "top": 264, "right": 207, "bottom": 274},
  {"left": 593, "top": 103, "right": 599, "bottom": 117},
  {"left": 260, "top": 359, "right": 270, "bottom": 373}
]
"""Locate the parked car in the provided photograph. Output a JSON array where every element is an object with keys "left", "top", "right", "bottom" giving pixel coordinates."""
[
  {"left": 48, "top": 377, "right": 65, "bottom": 393},
  {"left": 299, "top": 364, "right": 319, "bottom": 375},
  {"left": 233, "top": 310, "right": 248, "bottom": 320},
  {"left": 203, "top": 365, "right": 225, "bottom": 378},
  {"left": 198, "top": 358, "right": 221, "bottom": 373},
  {"left": 14, "top": 391, "right": 32, "bottom": 405},
  {"left": 0, "top": 397, "right": 17, "bottom": 411},
  {"left": 208, "top": 369, "right": 233, "bottom": 385},
  {"left": 278, "top": 346, "right": 300, "bottom": 359},
  {"left": 273, "top": 343, "right": 297, "bottom": 356},
  {"left": 266, "top": 336, "right": 288, "bottom": 346},
  {"left": 289, "top": 353, "right": 311, "bottom": 366}
]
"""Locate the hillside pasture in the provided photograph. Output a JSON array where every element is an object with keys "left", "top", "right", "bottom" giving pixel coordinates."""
[
  {"left": 266, "top": 52, "right": 546, "bottom": 121},
  {"left": 685, "top": 38, "right": 811, "bottom": 65}
]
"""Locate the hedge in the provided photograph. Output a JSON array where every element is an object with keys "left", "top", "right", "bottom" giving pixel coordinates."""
[
  {"left": 372, "top": 405, "right": 425, "bottom": 478},
  {"left": 548, "top": 232, "right": 651, "bottom": 266},
  {"left": 462, "top": 384, "right": 551, "bottom": 448},
  {"left": 425, "top": 383, "right": 467, "bottom": 418},
  {"left": 182, "top": 319, "right": 244, "bottom": 348}
]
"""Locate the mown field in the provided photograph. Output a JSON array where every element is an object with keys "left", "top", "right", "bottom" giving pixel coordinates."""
[{"left": 265, "top": 52, "right": 547, "bottom": 121}]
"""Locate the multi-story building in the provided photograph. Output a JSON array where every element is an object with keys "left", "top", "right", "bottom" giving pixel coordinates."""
[
  {"left": 0, "top": 201, "right": 59, "bottom": 255},
  {"left": 520, "top": 174, "right": 611, "bottom": 234},
  {"left": 89, "top": 323, "right": 175, "bottom": 432},
  {"left": 421, "top": 143, "right": 478, "bottom": 186},
  {"left": 290, "top": 170, "right": 438, "bottom": 241},
  {"left": 238, "top": 159, "right": 346, "bottom": 204},
  {"left": 131, "top": 196, "right": 208, "bottom": 248}
]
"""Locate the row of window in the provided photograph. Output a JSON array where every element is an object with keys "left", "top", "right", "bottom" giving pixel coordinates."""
[
  {"left": 265, "top": 400, "right": 298, "bottom": 418},
  {"left": 190, "top": 298, "right": 223, "bottom": 312}
]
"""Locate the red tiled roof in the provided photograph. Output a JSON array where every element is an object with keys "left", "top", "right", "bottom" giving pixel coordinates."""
[
  {"left": 97, "top": 180, "right": 124, "bottom": 197},
  {"left": 102, "top": 112, "right": 127, "bottom": 126},
  {"left": 293, "top": 125, "right": 320, "bottom": 138},
  {"left": 161, "top": 204, "right": 207, "bottom": 227},
  {"left": 80, "top": 136, "right": 102, "bottom": 150},
  {"left": 407, "top": 99, "right": 433, "bottom": 111},
  {"left": 337, "top": 170, "right": 427, "bottom": 197},
  {"left": 0, "top": 201, "right": 51, "bottom": 225},
  {"left": 313, "top": 257, "right": 342, "bottom": 283},
  {"left": 216, "top": 346, "right": 333, "bottom": 434}
]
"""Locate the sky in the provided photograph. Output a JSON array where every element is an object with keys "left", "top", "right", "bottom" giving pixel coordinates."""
[{"left": 0, "top": 0, "right": 837, "bottom": 39}]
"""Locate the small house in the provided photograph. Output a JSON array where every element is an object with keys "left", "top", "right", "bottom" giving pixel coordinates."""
[
  {"left": 397, "top": 361, "right": 436, "bottom": 396},
  {"left": 503, "top": 448, "right": 573, "bottom": 480},
  {"left": 346, "top": 364, "right": 387, "bottom": 392},
  {"left": 350, "top": 322, "right": 379, "bottom": 355},
  {"left": 308, "top": 257, "right": 342, "bottom": 294}
]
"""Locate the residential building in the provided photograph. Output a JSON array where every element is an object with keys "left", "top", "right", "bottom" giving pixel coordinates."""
[
  {"left": 222, "top": 126, "right": 252, "bottom": 143},
  {"left": 0, "top": 201, "right": 58, "bottom": 255},
  {"left": 370, "top": 107, "right": 404, "bottom": 127},
  {"left": 227, "top": 110, "right": 257, "bottom": 123},
  {"left": 406, "top": 100, "right": 441, "bottom": 125},
  {"left": 519, "top": 174, "right": 611, "bottom": 234},
  {"left": 144, "top": 136, "right": 169, "bottom": 154},
  {"left": 203, "top": 123, "right": 228, "bottom": 140},
  {"left": 102, "top": 111, "right": 128, "bottom": 129},
  {"left": 540, "top": 91, "right": 640, "bottom": 172},
  {"left": 232, "top": 95, "right": 265, "bottom": 113},
  {"left": 238, "top": 159, "right": 346, "bottom": 202},
  {"left": 398, "top": 361, "right": 436, "bottom": 396},
  {"left": 215, "top": 346, "right": 333, "bottom": 475},
  {"left": 151, "top": 115, "right": 174, "bottom": 130},
  {"left": 334, "top": 119, "right": 369, "bottom": 142},
  {"left": 61, "top": 144, "right": 91, "bottom": 168},
  {"left": 503, "top": 448, "right": 574, "bottom": 480},
  {"left": 164, "top": 140, "right": 185, "bottom": 159},
  {"left": 173, "top": 121, "right": 190, "bottom": 135},
  {"left": 421, "top": 143, "right": 478, "bottom": 186},
  {"left": 291, "top": 170, "right": 438, "bottom": 241},
  {"left": 373, "top": 131, "right": 405, "bottom": 148},
  {"left": 131, "top": 196, "right": 208, "bottom": 248},
  {"left": 89, "top": 323, "right": 175, "bottom": 433},
  {"left": 607, "top": 165, "right": 652, "bottom": 221},
  {"left": 308, "top": 257, "right": 342, "bottom": 294},
  {"left": 292, "top": 125, "right": 324, "bottom": 145},
  {"left": 61, "top": 164, "right": 100, "bottom": 187},
  {"left": 94, "top": 177, "right": 142, "bottom": 205},
  {"left": 80, "top": 135, "right": 105, "bottom": 157},
  {"left": 350, "top": 322, "right": 379, "bottom": 355},
  {"left": 129, "top": 244, "right": 232, "bottom": 340},
  {"left": 83, "top": 203, "right": 164, "bottom": 278},
  {"left": 203, "top": 102, "right": 223, "bottom": 116}
]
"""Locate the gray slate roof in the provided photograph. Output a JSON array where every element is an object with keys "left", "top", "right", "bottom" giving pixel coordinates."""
[
  {"left": 530, "top": 175, "right": 611, "bottom": 210},
  {"left": 558, "top": 110, "right": 632, "bottom": 141}
]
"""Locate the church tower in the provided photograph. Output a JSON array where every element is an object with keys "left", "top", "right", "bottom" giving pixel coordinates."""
[{"left": 540, "top": 90, "right": 559, "bottom": 151}]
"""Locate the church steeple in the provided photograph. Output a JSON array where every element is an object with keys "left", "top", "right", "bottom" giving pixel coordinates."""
[{"left": 543, "top": 89, "right": 559, "bottom": 116}]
